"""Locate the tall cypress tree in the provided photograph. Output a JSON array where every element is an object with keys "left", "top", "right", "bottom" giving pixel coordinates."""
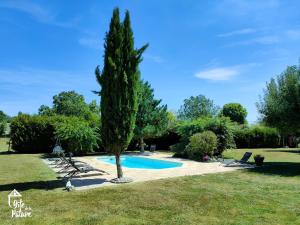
[{"left": 96, "top": 8, "right": 148, "bottom": 180}]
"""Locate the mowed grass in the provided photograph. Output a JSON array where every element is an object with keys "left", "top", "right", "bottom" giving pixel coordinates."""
[{"left": 0, "top": 139, "right": 300, "bottom": 225}]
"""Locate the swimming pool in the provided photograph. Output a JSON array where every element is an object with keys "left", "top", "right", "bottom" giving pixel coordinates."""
[{"left": 97, "top": 155, "right": 183, "bottom": 169}]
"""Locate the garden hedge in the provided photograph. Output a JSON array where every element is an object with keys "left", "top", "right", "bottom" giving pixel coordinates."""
[{"left": 10, "top": 114, "right": 100, "bottom": 154}]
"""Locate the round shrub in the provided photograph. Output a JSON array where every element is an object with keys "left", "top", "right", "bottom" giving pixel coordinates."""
[{"left": 185, "top": 131, "right": 217, "bottom": 161}]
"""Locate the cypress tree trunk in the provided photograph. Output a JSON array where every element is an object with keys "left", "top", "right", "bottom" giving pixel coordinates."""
[
  {"left": 140, "top": 137, "right": 144, "bottom": 152},
  {"left": 115, "top": 153, "right": 123, "bottom": 178}
]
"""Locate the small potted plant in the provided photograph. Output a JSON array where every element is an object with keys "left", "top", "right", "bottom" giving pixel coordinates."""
[
  {"left": 254, "top": 154, "right": 265, "bottom": 166},
  {"left": 202, "top": 155, "right": 210, "bottom": 162}
]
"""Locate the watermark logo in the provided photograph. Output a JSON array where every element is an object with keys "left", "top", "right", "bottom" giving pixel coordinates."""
[{"left": 8, "top": 189, "right": 32, "bottom": 218}]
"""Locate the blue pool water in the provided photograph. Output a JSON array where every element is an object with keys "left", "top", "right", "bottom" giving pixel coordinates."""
[{"left": 97, "top": 155, "right": 183, "bottom": 169}]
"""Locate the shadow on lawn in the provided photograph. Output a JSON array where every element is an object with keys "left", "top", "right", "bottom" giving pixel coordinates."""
[
  {"left": 0, "top": 180, "right": 65, "bottom": 192},
  {"left": 263, "top": 149, "right": 300, "bottom": 154},
  {"left": 247, "top": 162, "right": 300, "bottom": 177}
]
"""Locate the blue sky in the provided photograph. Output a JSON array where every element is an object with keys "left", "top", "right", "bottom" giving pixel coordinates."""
[{"left": 1, "top": 0, "right": 300, "bottom": 123}]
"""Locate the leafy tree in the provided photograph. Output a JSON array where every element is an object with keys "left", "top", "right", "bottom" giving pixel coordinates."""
[
  {"left": 0, "top": 110, "right": 9, "bottom": 121},
  {"left": 221, "top": 103, "right": 247, "bottom": 124},
  {"left": 178, "top": 95, "right": 219, "bottom": 120},
  {"left": 38, "top": 105, "right": 55, "bottom": 116},
  {"left": 39, "top": 91, "right": 99, "bottom": 121},
  {"left": 53, "top": 91, "right": 88, "bottom": 117},
  {"left": 95, "top": 8, "right": 148, "bottom": 179},
  {"left": 135, "top": 80, "right": 168, "bottom": 152},
  {"left": 257, "top": 64, "right": 300, "bottom": 137},
  {"left": 88, "top": 100, "right": 100, "bottom": 114}
]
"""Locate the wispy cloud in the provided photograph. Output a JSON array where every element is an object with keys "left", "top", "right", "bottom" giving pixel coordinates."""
[
  {"left": 0, "top": 68, "right": 93, "bottom": 87},
  {"left": 144, "top": 54, "right": 164, "bottom": 63},
  {"left": 194, "top": 63, "right": 259, "bottom": 81},
  {"left": 195, "top": 67, "right": 238, "bottom": 81},
  {"left": 217, "top": 28, "right": 256, "bottom": 37},
  {"left": 78, "top": 37, "right": 101, "bottom": 49},
  {"left": 0, "top": 67, "right": 98, "bottom": 115},
  {"left": 225, "top": 35, "right": 280, "bottom": 47},
  {"left": 285, "top": 29, "right": 300, "bottom": 40},
  {"left": 0, "top": 0, "right": 80, "bottom": 28}
]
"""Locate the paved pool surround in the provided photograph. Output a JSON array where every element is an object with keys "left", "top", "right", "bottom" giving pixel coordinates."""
[{"left": 44, "top": 152, "right": 251, "bottom": 190}]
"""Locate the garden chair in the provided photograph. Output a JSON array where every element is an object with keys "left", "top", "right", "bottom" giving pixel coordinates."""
[
  {"left": 64, "top": 161, "right": 109, "bottom": 180},
  {"left": 224, "top": 152, "right": 252, "bottom": 166},
  {"left": 57, "top": 153, "right": 88, "bottom": 173}
]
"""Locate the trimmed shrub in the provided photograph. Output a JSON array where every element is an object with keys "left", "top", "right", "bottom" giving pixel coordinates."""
[
  {"left": 10, "top": 114, "right": 100, "bottom": 154},
  {"left": 54, "top": 117, "right": 98, "bottom": 155},
  {"left": 185, "top": 131, "right": 217, "bottom": 161},
  {"left": 10, "top": 114, "right": 56, "bottom": 153},
  {"left": 233, "top": 125, "right": 280, "bottom": 148}
]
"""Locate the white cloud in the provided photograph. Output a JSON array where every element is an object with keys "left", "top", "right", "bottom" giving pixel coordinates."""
[
  {"left": 217, "top": 28, "right": 256, "bottom": 37},
  {"left": 195, "top": 67, "right": 238, "bottom": 81},
  {"left": 78, "top": 37, "right": 101, "bottom": 49},
  {"left": 0, "top": 0, "right": 79, "bottom": 28},
  {"left": 194, "top": 63, "right": 259, "bottom": 81}
]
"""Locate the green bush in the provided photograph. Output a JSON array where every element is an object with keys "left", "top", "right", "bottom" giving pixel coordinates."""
[
  {"left": 54, "top": 117, "right": 98, "bottom": 155},
  {"left": 0, "top": 121, "right": 6, "bottom": 136},
  {"left": 203, "top": 117, "right": 235, "bottom": 154},
  {"left": 10, "top": 114, "right": 56, "bottom": 153},
  {"left": 10, "top": 114, "right": 100, "bottom": 154},
  {"left": 185, "top": 131, "right": 217, "bottom": 161},
  {"left": 170, "top": 141, "right": 189, "bottom": 158},
  {"left": 172, "top": 117, "right": 235, "bottom": 157},
  {"left": 233, "top": 125, "right": 280, "bottom": 148}
]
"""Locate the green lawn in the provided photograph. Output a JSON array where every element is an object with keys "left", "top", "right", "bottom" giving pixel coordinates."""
[{"left": 0, "top": 139, "right": 300, "bottom": 225}]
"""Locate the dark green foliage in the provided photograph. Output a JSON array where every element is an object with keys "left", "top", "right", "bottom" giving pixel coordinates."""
[
  {"left": 171, "top": 117, "right": 235, "bottom": 157},
  {"left": 221, "top": 103, "right": 247, "bottom": 124},
  {"left": 178, "top": 95, "right": 219, "bottom": 120},
  {"left": 0, "top": 110, "right": 9, "bottom": 121},
  {"left": 257, "top": 64, "right": 300, "bottom": 135},
  {"left": 0, "top": 122, "right": 6, "bottom": 136},
  {"left": 54, "top": 117, "right": 98, "bottom": 155},
  {"left": 204, "top": 117, "right": 235, "bottom": 154},
  {"left": 233, "top": 125, "right": 280, "bottom": 148},
  {"left": 95, "top": 8, "right": 148, "bottom": 178},
  {"left": 10, "top": 115, "right": 100, "bottom": 154},
  {"left": 185, "top": 131, "right": 217, "bottom": 161},
  {"left": 38, "top": 105, "right": 55, "bottom": 116},
  {"left": 170, "top": 142, "right": 189, "bottom": 158},
  {"left": 0, "top": 110, "right": 9, "bottom": 136},
  {"left": 10, "top": 114, "right": 56, "bottom": 153},
  {"left": 134, "top": 80, "right": 168, "bottom": 151}
]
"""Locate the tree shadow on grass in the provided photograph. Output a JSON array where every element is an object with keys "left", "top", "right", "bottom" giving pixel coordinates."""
[
  {"left": 263, "top": 149, "right": 300, "bottom": 154},
  {"left": 0, "top": 180, "right": 65, "bottom": 192},
  {"left": 247, "top": 162, "right": 300, "bottom": 177},
  {"left": 0, "top": 151, "right": 21, "bottom": 155}
]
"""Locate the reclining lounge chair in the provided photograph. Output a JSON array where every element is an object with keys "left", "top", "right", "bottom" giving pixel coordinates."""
[{"left": 224, "top": 152, "right": 252, "bottom": 167}]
